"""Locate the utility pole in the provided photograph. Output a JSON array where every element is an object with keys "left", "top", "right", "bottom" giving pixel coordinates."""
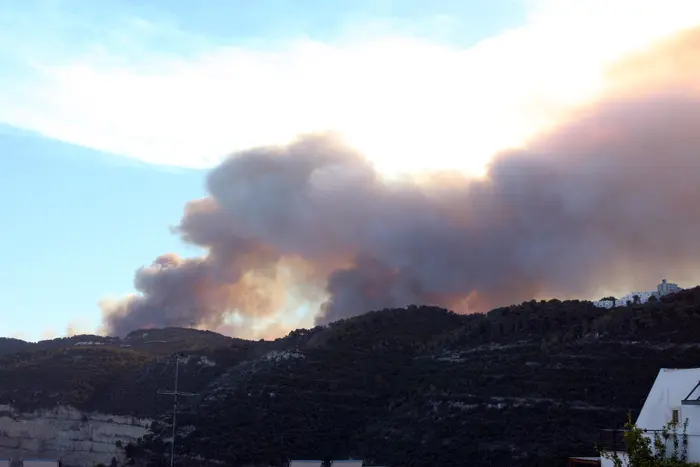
[{"left": 158, "top": 352, "right": 198, "bottom": 467}]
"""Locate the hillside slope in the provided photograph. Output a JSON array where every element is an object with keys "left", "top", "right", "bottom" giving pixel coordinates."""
[{"left": 3, "top": 289, "right": 700, "bottom": 467}]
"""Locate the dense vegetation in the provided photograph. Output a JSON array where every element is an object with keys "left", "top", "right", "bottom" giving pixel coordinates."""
[{"left": 3, "top": 288, "right": 700, "bottom": 467}]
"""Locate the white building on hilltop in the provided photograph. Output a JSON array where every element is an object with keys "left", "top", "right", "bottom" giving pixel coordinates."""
[
  {"left": 598, "top": 368, "right": 700, "bottom": 467},
  {"left": 592, "top": 279, "right": 682, "bottom": 309},
  {"left": 658, "top": 279, "right": 682, "bottom": 296}
]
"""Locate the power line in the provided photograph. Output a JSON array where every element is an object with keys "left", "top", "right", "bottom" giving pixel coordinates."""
[{"left": 157, "top": 352, "right": 198, "bottom": 467}]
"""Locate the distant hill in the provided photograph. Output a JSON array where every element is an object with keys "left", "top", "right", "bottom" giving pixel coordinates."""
[
  {"left": 2, "top": 288, "right": 700, "bottom": 467},
  {"left": 0, "top": 337, "right": 31, "bottom": 355},
  {"left": 0, "top": 327, "right": 239, "bottom": 358}
]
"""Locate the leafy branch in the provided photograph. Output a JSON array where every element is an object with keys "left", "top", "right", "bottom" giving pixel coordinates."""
[{"left": 601, "top": 414, "right": 700, "bottom": 467}]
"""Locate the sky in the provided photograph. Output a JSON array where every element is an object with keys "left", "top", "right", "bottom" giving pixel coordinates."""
[{"left": 1, "top": 0, "right": 699, "bottom": 341}]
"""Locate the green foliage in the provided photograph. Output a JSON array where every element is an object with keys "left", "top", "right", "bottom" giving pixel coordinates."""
[{"left": 602, "top": 415, "right": 700, "bottom": 467}]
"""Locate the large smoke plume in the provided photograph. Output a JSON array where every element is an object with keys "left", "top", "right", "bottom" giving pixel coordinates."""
[{"left": 102, "top": 27, "right": 700, "bottom": 338}]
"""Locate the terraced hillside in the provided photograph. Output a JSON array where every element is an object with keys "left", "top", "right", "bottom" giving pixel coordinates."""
[{"left": 3, "top": 288, "right": 700, "bottom": 467}]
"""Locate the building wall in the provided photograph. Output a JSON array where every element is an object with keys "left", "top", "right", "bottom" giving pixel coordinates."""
[
  {"left": 592, "top": 290, "right": 658, "bottom": 308},
  {"left": 658, "top": 279, "right": 682, "bottom": 296},
  {"left": 636, "top": 369, "right": 700, "bottom": 434},
  {"left": 592, "top": 280, "right": 683, "bottom": 309},
  {"left": 599, "top": 369, "right": 700, "bottom": 464},
  {"left": 634, "top": 369, "right": 700, "bottom": 462}
]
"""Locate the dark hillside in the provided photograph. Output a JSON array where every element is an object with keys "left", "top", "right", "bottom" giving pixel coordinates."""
[
  {"left": 3, "top": 288, "right": 700, "bottom": 466},
  {"left": 0, "top": 346, "right": 149, "bottom": 411},
  {"left": 0, "top": 337, "right": 31, "bottom": 355}
]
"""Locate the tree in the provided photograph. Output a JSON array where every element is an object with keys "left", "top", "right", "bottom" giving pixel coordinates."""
[{"left": 601, "top": 414, "right": 700, "bottom": 466}]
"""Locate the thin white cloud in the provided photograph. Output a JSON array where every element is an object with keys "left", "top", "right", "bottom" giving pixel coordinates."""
[{"left": 2, "top": 0, "right": 699, "bottom": 177}]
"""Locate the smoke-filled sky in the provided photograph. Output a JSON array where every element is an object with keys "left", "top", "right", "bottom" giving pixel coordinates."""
[
  {"left": 103, "top": 25, "right": 700, "bottom": 338},
  {"left": 1, "top": 0, "right": 700, "bottom": 340}
]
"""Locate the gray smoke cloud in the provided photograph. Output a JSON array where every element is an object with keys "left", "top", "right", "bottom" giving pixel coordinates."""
[{"left": 102, "top": 27, "right": 700, "bottom": 337}]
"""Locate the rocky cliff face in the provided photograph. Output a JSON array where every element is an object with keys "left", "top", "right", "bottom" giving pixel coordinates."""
[{"left": 0, "top": 405, "right": 151, "bottom": 467}]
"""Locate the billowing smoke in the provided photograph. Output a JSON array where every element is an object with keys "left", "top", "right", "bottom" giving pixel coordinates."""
[{"left": 102, "top": 27, "right": 700, "bottom": 337}]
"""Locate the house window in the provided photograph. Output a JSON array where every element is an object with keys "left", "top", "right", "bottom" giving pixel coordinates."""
[{"left": 672, "top": 409, "right": 680, "bottom": 424}]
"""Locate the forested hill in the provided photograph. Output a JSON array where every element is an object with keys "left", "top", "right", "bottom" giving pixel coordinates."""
[
  {"left": 1, "top": 287, "right": 700, "bottom": 467},
  {"left": 440, "top": 285, "right": 700, "bottom": 347}
]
